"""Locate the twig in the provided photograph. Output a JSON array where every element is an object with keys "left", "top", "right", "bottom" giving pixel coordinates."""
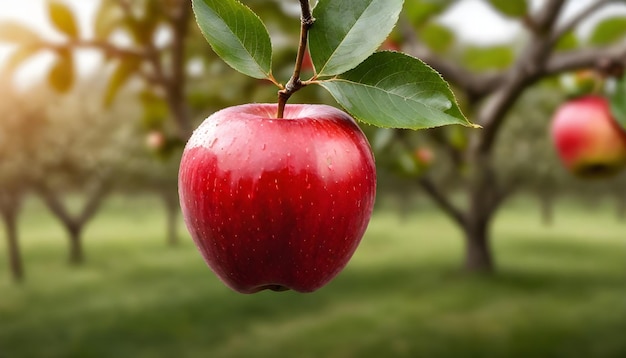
[
  {"left": 551, "top": 0, "right": 613, "bottom": 44},
  {"left": 276, "top": 0, "right": 314, "bottom": 118}
]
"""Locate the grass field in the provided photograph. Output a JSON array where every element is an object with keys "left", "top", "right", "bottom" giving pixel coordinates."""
[{"left": 1, "top": 195, "right": 625, "bottom": 358}]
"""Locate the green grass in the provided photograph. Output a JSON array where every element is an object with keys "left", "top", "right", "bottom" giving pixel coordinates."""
[{"left": 1, "top": 195, "right": 625, "bottom": 358}]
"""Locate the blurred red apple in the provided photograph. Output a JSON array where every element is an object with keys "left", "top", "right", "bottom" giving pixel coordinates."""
[
  {"left": 379, "top": 38, "right": 401, "bottom": 51},
  {"left": 551, "top": 95, "right": 626, "bottom": 178},
  {"left": 301, "top": 50, "right": 314, "bottom": 75},
  {"left": 145, "top": 130, "right": 166, "bottom": 151},
  {"left": 178, "top": 104, "right": 376, "bottom": 293},
  {"left": 414, "top": 147, "right": 434, "bottom": 167}
]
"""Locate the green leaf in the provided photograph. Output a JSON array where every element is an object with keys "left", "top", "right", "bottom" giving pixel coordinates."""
[
  {"left": 555, "top": 31, "right": 578, "bottom": 51},
  {"left": 0, "top": 21, "right": 42, "bottom": 44},
  {"left": 139, "top": 90, "right": 170, "bottom": 129},
  {"left": 610, "top": 75, "right": 626, "bottom": 131},
  {"left": 309, "top": 0, "right": 404, "bottom": 77},
  {"left": 589, "top": 17, "right": 626, "bottom": 45},
  {"left": 47, "top": 0, "right": 80, "bottom": 38},
  {"left": 319, "top": 51, "right": 474, "bottom": 130},
  {"left": 372, "top": 128, "right": 396, "bottom": 152},
  {"left": 94, "top": 1, "right": 123, "bottom": 40},
  {"left": 487, "top": 0, "right": 527, "bottom": 18},
  {"left": 462, "top": 45, "right": 514, "bottom": 72},
  {"left": 191, "top": 0, "right": 272, "bottom": 79},
  {"left": 47, "top": 50, "right": 74, "bottom": 93},
  {"left": 3, "top": 45, "right": 42, "bottom": 73},
  {"left": 419, "top": 23, "right": 455, "bottom": 54},
  {"left": 404, "top": 0, "right": 452, "bottom": 26},
  {"left": 104, "top": 57, "right": 142, "bottom": 107}
]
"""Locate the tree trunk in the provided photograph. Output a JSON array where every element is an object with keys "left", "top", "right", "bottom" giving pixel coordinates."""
[
  {"left": 462, "top": 212, "right": 495, "bottom": 273},
  {"left": 0, "top": 191, "right": 25, "bottom": 283},
  {"left": 2, "top": 209, "right": 24, "bottom": 283},
  {"left": 37, "top": 180, "right": 110, "bottom": 266},
  {"left": 539, "top": 192, "right": 554, "bottom": 227},
  {"left": 67, "top": 224, "right": 84, "bottom": 265},
  {"left": 462, "top": 154, "right": 502, "bottom": 274},
  {"left": 162, "top": 190, "right": 180, "bottom": 246}
]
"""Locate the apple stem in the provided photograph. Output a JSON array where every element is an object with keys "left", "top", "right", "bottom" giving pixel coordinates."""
[{"left": 276, "top": 0, "right": 315, "bottom": 119}]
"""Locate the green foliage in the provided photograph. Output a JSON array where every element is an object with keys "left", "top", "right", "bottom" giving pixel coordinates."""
[
  {"left": 462, "top": 45, "right": 515, "bottom": 72},
  {"left": 419, "top": 23, "right": 455, "bottom": 54},
  {"left": 124, "top": 1, "right": 164, "bottom": 44},
  {"left": 320, "top": 52, "right": 472, "bottom": 129},
  {"left": 192, "top": 0, "right": 273, "bottom": 79},
  {"left": 2, "top": 45, "right": 41, "bottom": 73},
  {"left": 609, "top": 75, "right": 626, "bottom": 131},
  {"left": 588, "top": 16, "right": 626, "bottom": 45},
  {"left": 403, "top": 0, "right": 453, "bottom": 26},
  {"left": 555, "top": 32, "right": 579, "bottom": 51},
  {"left": 94, "top": 0, "right": 124, "bottom": 40},
  {"left": 190, "top": 0, "right": 471, "bottom": 129},
  {"left": 47, "top": 49, "right": 74, "bottom": 93},
  {"left": 487, "top": 0, "right": 527, "bottom": 18},
  {"left": 308, "top": 0, "right": 404, "bottom": 77},
  {"left": 139, "top": 90, "right": 170, "bottom": 130},
  {"left": 104, "top": 57, "right": 142, "bottom": 107},
  {"left": 47, "top": 0, "right": 80, "bottom": 38}
]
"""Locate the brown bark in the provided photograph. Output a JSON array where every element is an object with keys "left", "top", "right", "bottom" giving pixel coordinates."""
[
  {"left": 161, "top": 189, "right": 180, "bottom": 246},
  {"left": 37, "top": 181, "right": 110, "bottom": 265},
  {"left": 67, "top": 224, "right": 84, "bottom": 265},
  {"left": 1, "top": 193, "right": 24, "bottom": 282},
  {"left": 463, "top": 214, "right": 494, "bottom": 273}
]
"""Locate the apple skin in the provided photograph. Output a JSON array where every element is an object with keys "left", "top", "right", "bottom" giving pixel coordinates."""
[
  {"left": 551, "top": 95, "right": 626, "bottom": 178},
  {"left": 178, "top": 104, "right": 376, "bottom": 293}
]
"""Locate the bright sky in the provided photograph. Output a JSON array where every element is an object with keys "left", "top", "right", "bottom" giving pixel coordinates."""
[{"left": 0, "top": 0, "right": 623, "bottom": 88}]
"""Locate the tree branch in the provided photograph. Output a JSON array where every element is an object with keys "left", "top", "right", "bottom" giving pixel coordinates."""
[
  {"left": 36, "top": 185, "right": 76, "bottom": 228},
  {"left": 398, "top": 17, "right": 501, "bottom": 100},
  {"left": 473, "top": 0, "right": 566, "bottom": 155},
  {"left": 77, "top": 179, "right": 112, "bottom": 226},
  {"left": 164, "top": 0, "right": 193, "bottom": 139},
  {"left": 49, "top": 40, "right": 146, "bottom": 59},
  {"left": 418, "top": 176, "right": 466, "bottom": 228},
  {"left": 533, "top": 0, "right": 566, "bottom": 34},
  {"left": 544, "top": 45, "right": 626, "bottom": 75},
  {"left": 551, "top": 0, "right": 613, "bottom": 43}
]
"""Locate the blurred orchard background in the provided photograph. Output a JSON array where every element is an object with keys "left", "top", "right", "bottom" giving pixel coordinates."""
[{"left": 1, "top": 0, "right": 626, "bottom": 357}]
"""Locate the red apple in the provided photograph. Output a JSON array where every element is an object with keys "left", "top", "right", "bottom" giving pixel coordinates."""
[
  {"left": 178, "top": 104, "right": 376, "bottom": 293},
  {"left": 300, "top": 50, "right": 314, "bottom": 76},
  {"left": 551, "top": 95, "right": 626, "bottom": 178},
  {"left": 379, "top": 38, "right": 401, "bottom": 52},
  {"left": 145, "top": 130, "right": 166, "bottom": 151},
  {"left": 414, "top": 147, "right": 434, "bottom": 167}
]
